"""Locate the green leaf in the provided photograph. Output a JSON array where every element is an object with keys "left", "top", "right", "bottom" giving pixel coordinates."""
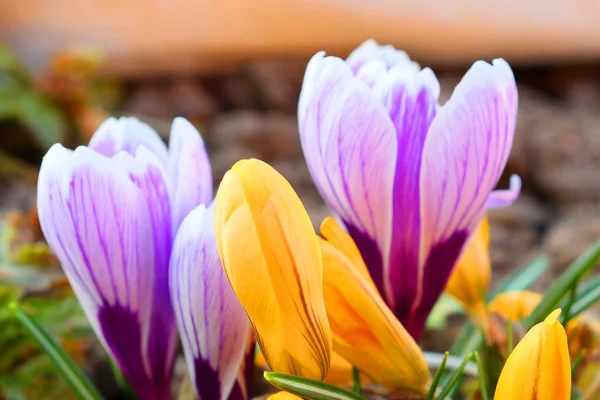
[
  {"left": 488, "top": 254, "right": 551, "bottom": 299},
  {"left": 9, "top": 302, "right": 103, "bottom": 400},
  {"left": 436, "top": 353, "right": 473, "bottom": 400},
  {"left": 474, "top": 352, "right": 489, "bottom": 400},
  {"left": 523, "top": 239, "right": 600, "bottom": 329},
  {"left": 426, "top": 351, "right": 448, "bottom": 400},
  {"left": 566, "top": 275, "right": 600, "bottom": 320},
  {"left": 351, "top": 366, "right": 361, "bottom": 395},
  {"left": 264, "top": 372, "right": 365, "bottom": 400}
]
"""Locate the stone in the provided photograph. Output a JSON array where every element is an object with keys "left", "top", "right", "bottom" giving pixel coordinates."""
[
  {"left": 208, "top": 111, "right": 302, "bottom": 160},
  {"left": 545, "top": 204, "right": 600, "bottom": 271}
]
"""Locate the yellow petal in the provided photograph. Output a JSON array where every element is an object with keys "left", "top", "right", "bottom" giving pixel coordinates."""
[
  {"left": 255, "top": 349, "right": 370, "bottom": 387},
  {"left": 446, "top": 217, "right": 490, "bottom": 325},
  {"left": 215, "top": 159, "right": 331, "bottom": 380},
  {"left": 320, "top": 218, "right": 431, "bottom": 395},
  {"left": 488, "top": 291, "right": 542, "bottom": 321},
  {"left": 267, "top": 392, "right": 303, "bottom": 400},
  {"left": 494, "top": 309, "right": 571, "bottom": 400}
]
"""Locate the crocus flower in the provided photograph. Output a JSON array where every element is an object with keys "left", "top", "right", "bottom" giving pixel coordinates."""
[
  {"left": 488, "top": 291, "right": 543, "bottom": 321},
  {"left": 37, "top": 117, "right": 212, "bottom": 399},
  {"left": 494, "top": 309, "right": 571, "bottom": 400},
  {"left": 267, "top": 392, "right": 302, "bottom": 400},
  {"left": 214, "top": 159, "right": 332, "bottom": 381},
  {"left": 319, "top": 217, "right": 431, "bottom": 396},
  {"left": 298, "top": 39, "right": 519, "bottom": 339},
  {"left": 170, "top": 204, "right": 250, "bottom": 400},
  {"left": 446, "top": 217, "right": 491, "bottom": 326}
]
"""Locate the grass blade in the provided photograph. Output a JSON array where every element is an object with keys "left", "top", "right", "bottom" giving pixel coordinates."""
[
  {"left": 264, "top": 372, "right": 365, "bottom": 400},
  {"left": 567, "top": 276, "right": 600, "bottom": 320},
  {"left": 436, "top": 353, "right": 474, "bottom": 400},
  {"left": 426, "top": 352, "right": 448, "bottom": 400},
  {"left": 474, "top": 352, "right": 489, "bottom": 400},
  {"left": 9, "top": 302, "right": 103, "bottom": 400},
  {"left": 523, "top": 239, "right": 600, "bottom": 329}
]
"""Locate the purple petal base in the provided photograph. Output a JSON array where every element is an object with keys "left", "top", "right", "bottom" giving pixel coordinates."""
[
  {"left": 345, "top": 222, "right": 385, "bottom": 299},
  {"left": 401, "top": 231, "right": 469, "bottom": 340},
  {"left": 229, "top": 341, "right": 256, "bottom": 400},
  {"left": 99, "top": 305, "right": 170, "bottom": 400},
  {"left": 194, "top": 358, "right": 221, "bottom": 400}
]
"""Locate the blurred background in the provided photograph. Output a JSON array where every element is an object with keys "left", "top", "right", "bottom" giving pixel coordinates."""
[{"left": 1, "top": 1, "right": 600, "bottom": 398}]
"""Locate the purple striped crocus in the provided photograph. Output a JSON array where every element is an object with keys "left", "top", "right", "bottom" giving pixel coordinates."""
[
  {"left": 298, "top": 40, "right": 520, "bottom": 340},
  {"left": 37, "top": 117, "right": 212, "bottom": 399},
  {"left": 169, "top": 204, "right": 251, "bottom": 400}
]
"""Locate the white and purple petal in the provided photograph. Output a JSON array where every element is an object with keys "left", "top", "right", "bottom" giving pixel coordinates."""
[
  {"left": 298, "top": 52, "right": 397, "bottom": 293},
  {"left": 37, "top": 145, "right": 170, "bottom": 399},
  {"left": 170, "top": 205, "right": 250, "bottom": 400},
  {"left": 88, "top": 117, "right": 169, "bottom": 167},
  {"left": 411, "top": 58, "right": 518, "bottom": 338},
  {"left": 486, "top": 174, "right": 522, "bottom": 209},
  {"left": 346, "top": 39, "right": 419, "bottom": 75},
  {"left": 167, "top": 117, "right": 213, "bottom": 232},
  {"left": 372, "top": 64, "right": 440, "bottom": 308},
  {"left": 113, "top": 146, "right": 178, "bottom": 388}
]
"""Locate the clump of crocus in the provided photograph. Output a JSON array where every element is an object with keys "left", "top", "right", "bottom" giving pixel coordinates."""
[
  {"left": 37, "top": 117, "right": 212, "bottom": 399},
  {"left": 298, "top": 39, "right": 520, "bottom": 339},
  {"left": 494, "top": 309, "right": 571, "bottom": 400}
]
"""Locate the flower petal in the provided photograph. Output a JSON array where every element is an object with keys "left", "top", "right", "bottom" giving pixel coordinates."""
[
  {"left": 112, "top": 146, "right": 178, "bottom": 383},
  {"left": 170, "top": 205, "right": 250, "bottom": 400},
  {"left": 298, "top": 52, "right": 397, "bottom": 294},
  {"left": 168, "top": 117, "right": 213, "bottom": 231},
  {"left": 371, "top": 63, "right": 440, "bottom": 312},
  {"left": 319, "top": 221, "right": 431, "bottom": 395},
  {"left": 88, "top": 117, "right": 169, "bottom": 166},
  {"left": 488, "top": 291, "right": 543, "bottom": 322},
  {"left": 410, "top": 58, "right": 518, "bottom": 338},
  {"left": 486, "top": 174, "right": 522, "bottom": 209},
  {"left": 215, "top": 159, "right": 331, "bottom": 380},
  {"left": 494, "top": 309, "right": 571, "bottom": 400},
  {"left": 445, "top": 217, "right": 490, "bottom": 326},
  {"left": 37, "top": 144, "right": 169, "bottom": 399},
  {"left": 346, "top": 39, "right": 419, "bottom": 74}
]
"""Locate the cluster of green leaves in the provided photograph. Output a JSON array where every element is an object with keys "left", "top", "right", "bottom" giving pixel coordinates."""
[
  {"left": 0, "top": 216, "right": 91, "bottom": 399},
  {"left": 0, "top": 46, "right": 67, "bottom": 150}
]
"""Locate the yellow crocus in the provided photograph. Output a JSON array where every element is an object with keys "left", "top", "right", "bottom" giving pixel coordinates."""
[
  {"left": 267, "top": 392, "right": 302, "bottom": 400},
  {"left": 319, "top": 217, "right": 431, "bottom": 396},
  {"left": 256, "top": 350, "right": 370, "bottom": 386},
  {"left": 488, "top": 291, "right": 543, "bottom": 321},
  {"left": 490, "top": 290, "right": 600, "bottom": 359},
  {"left": 446, "top": 217, "right": 490, "bottom": 326},
  {"left": 494, "top": 309, "right": 571, "bottom": 400},
  {"left": 215, "top": 159, "right": 332, "bottom": 380}
]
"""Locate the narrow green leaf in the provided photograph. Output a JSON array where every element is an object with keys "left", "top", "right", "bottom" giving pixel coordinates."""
[
  {"left": 9, "top": 302, "right": 103, "bottom": 400},
  {"left": 523, "top": 239, "right": 600, "bottom": 329},
  {"left": 351, "top": 367, "right": 361, "bottom": 395},
  {"left": 436, "top": 353, "right": 473, "bottom": 400},
  {"left": 571, "top": 349, "right": 587, "bottom": 374},
  {"left": 474, "top": 352, "right": 489, "bottom": 400},
  {"left": 264, "top": 372, "right": 365, "bottom": 400},
  {"left": 562, "top": 284, "right": 578, "bottom": 325},
  {"left": 425, "top": 351, "right": 448, "bottom": 400},
  {"left": 567, "top": 276, "right": 600, "bottom": 320},
  {"left": 506, "top": 318, "right": 513, "bottom": 356},
  {"left": 488, "top": 255, "right": 551, "bottom": 299}
]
